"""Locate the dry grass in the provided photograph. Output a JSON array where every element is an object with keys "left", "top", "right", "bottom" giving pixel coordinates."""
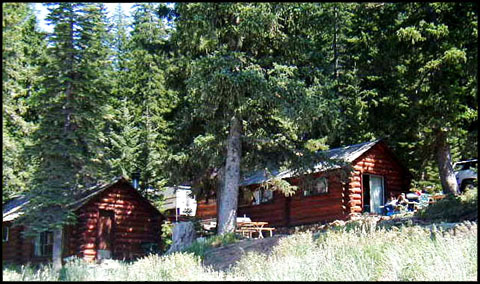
[{"left": 3, "top": 221, "right": 477, "bottom": 281}]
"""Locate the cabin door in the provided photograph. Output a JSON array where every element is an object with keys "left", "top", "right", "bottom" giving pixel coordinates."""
[
  {"left": 97, "top": 210, "right": 114, "bottom": 260},
  {"left": 369, "top": 175, "right": 384, "bottom": 214},
  {"left": 362, "top": 174, "right": 385, "bottom": 214}
]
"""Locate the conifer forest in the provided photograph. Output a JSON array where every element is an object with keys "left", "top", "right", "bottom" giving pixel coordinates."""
[{"left": 2, "top": 3, "right": 477, "bottom": 235}]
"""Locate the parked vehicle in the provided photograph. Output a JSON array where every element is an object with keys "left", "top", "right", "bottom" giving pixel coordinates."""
[{"left": 453, "top": 159, "right": 478, "bottom": 192}]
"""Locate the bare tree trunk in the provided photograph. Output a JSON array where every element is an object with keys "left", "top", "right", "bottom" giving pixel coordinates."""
[
  {"left": 217, "top": 116, "right": 242, "bottom": 235},
  {"left": 215, "top": 166, "right": 225, "bottom": 230},
  {"left": 434, "top": 129, "right": 458, "bottom": 195},
  {"left": 52, "top": 228, "right": 63, "bottom": 272}
]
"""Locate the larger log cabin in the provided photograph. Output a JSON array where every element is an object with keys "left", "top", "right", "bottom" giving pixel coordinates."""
[
  {"left": 2, "top": 177, "right": 164, "bottom": 264},
  {"left": 196, "top": 139, "right": 412, "bottom": 227}
]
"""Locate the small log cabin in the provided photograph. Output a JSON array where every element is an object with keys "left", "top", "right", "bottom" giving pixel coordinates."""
[
  {"left": 196, "top": 139, "right": 412, "bottom": 227},
  {"left": 2, "top": 177, "right": 164, "bottom": 264}
]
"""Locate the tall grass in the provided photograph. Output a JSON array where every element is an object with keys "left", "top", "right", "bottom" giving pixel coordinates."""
[
  {"left": 230, "top": 223, "right": 477, "bottom": 281},
  {"left": 3, "top": 222, "right": 476, "bottom": 281}
]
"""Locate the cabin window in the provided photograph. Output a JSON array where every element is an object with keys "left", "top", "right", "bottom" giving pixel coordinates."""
[
  {"left": 34, "top": 231, "right": 53, "bottom": 257},
  {"left": 239, "top": 188, "right": 273, "bottom": 206},
  {"left": 2, "top": 225, "right": 9, "bottom": 242},
  {"left": 253, "top": 189, "right": 273, "bottom": 205},
  {"left": 303, "top": 177, "right": 328, "bottom": 196},
  {"left": 238, "top": 189, "right": 255, "bottom": 206}
]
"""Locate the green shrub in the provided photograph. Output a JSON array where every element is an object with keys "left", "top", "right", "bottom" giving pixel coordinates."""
[
  {"left": 416, "top": 188, "right": 478, "bottom": 222},
  {"left": 160, "top": 221, "right": 174, "bottom": 252},
  {"left": 183, "top": 232, "right": 238, "bottom": 258}
]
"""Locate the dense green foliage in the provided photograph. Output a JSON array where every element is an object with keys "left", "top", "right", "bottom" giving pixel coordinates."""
[
  {"left": 101, "top": 3, "right": 176, "bottom": 207},
  {"left": 18, "top": 3, "right": 114, "bottom": 234},
  {"left": 2, "top": 3, "right": 44, "bottom": 201},
  {"left": 2, "top": 3, "right": 477, "bottom": 234}
]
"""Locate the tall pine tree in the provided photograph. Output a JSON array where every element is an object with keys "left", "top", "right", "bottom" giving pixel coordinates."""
[
  {"left": 104, "top": 3, "right": 177, "bottom": 207},
  {"left": 2, "top": 3, "right": 45, "bottom": 202},
  {"left": 170, "top": 3, "right": 343, "bottom": 234},
  {"left": 19, "top": 3, "right": 113, "bottom": 269}
]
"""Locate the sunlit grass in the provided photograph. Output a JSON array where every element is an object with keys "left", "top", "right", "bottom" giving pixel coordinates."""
[{"left": 3, "top": 221, "right": 476, "bottom": 281}]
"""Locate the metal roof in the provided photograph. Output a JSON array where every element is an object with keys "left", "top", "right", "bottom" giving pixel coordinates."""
[
  {"left": 2, "top": 195, "right": 30, "bottom": 222},
  {"left": 239, "top": 139, "right": 381, "bottom": 187},
  {"left": 2, "top": 176, "right": 143, "bottom": 222}
]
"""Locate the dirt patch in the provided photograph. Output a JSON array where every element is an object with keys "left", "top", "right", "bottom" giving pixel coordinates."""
[{"left": 202, "top": 236, "right": 284, "bottom": 271}]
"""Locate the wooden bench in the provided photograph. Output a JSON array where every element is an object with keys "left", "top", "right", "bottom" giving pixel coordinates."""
[
  {"left": 258, "top": 227, "right": 275, "bottom": 238},
  {"left": 236, "top": 223, "right": 275, "bottom": 238},
  {"left": 236, "top": 228, "right": 258, "bottom": 238}
]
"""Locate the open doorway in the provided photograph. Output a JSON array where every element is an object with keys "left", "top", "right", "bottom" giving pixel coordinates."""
[
  {"left": 97, "top": 210, "right": 114, "bottom": 261},
  {"left": 362, "top": 174, "right": 385, "bottom": 214}
]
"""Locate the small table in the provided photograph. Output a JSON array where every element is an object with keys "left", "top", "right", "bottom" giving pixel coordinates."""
[{"left": 237, "top": 221, "right": 273, "bottom": 238}]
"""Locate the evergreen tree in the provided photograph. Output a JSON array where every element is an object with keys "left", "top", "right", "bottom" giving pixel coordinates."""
[
  {"left": 2, "top": 3, "right": 45, "bottom": 202},
  {"left": 20, "top": 2, "right": 112, "bottom": 235},
  {"left": 103, "top": 3, "right": 176, "bottom": 207},
  {"left": 109, "top": 3, "right": 130, "bottom": 72},
  {"left": 341, "top": 3, "right": 477, "bottom": 194},
  {"left": 170, "top": 3, "right": 342, "bottom": 234}
]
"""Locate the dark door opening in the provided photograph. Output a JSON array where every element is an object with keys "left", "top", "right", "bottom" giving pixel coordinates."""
[
  {"left": 97, "top": 210, "right": 114, "bottom": 260},
  {"left": 362, "top": 174, "right": 370, "bottom": 213}
]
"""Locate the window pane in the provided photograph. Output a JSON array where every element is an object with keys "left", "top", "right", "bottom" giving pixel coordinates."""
[
  {"left": 262, "top": 190, "right": 273, "bottom": 202},
  {"left": 304, "top": 177, "right": 328, "bottom": 196},
  {"left": 2, "top": 226, "right": 8, "bottom": 242},
  {"left": 47, "top": 232, "right": 53, "bottom": 244},
  {"left": 35, "top": 232, "right": 54, "bottom": 256},
  {"left": 315, "top": 177, "right": 328, "bottom": 194},
  {"left": 253, "top": 190, "right": 261, "bottom": 205},
  {"left": 34, "top": 235, "right": 42, "bottom": 256}
]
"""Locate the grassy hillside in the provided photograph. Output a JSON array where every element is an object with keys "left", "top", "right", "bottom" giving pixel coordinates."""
[{"left": 3, "top": 219, "right": 477, "bottom": 281}]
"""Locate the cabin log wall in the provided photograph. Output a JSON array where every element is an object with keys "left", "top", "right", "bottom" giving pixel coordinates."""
[
  {"left": 347, "top": 143, "right": 410, "bottom": 215},
  {"left": 195, "top": 142, "right": 411, "bottom": 227},
  {"left": 73, "top": 183, "right": 162, "bottom": 262},
  {"left": 3, "top": 180, "right": 163, "bottom": 264}
]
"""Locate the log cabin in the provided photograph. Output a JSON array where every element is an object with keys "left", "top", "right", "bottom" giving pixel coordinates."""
[
  {"left": 196, "top": 139, "right": 412, "bottom": 227},
  {"left": 2, "top": 176, "right": 164, "bottom": 264}
]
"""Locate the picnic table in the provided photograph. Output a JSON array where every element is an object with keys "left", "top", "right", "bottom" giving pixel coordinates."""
[
  {"left": 236, "top": 221, "right": 275, "bottom": 238},
  {"left": 200, "top": 217, "right": 275, "bottom": 238}
]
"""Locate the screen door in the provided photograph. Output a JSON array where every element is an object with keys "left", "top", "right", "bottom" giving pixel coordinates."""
[{"left": 369, "top": 175, "right": 384, "bottom": 214}]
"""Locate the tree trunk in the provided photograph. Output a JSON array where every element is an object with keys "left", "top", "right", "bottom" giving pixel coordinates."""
[
  {"left": 217, "top": 116, "right": 242, "bottom": 235},
  {"left": 166, "top": 221, "right": 196, "bottom": 254},
  {"left": 434, "top": 129, "right": 458, "bottom": 195},
  {"left": 215, "top": 166, "right": 225, "bottom": 231},
  {"left": 52, "top": 228, "right": 63, "bottom": 272}
]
